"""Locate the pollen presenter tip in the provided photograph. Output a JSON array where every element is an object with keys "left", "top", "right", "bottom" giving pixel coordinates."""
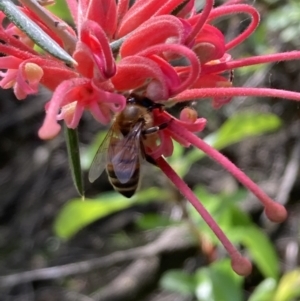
[
  {"left": 180, "top": 107, "right": 198, "bottom": 123},
  {"left": 265, "top": 203, "right": 288, "bottom": 223},
  {"left": 231, "top": 254, "right": 252, "bottom": 276},
  {"left": 24, "top": 63, "right": 44, "bottom": 83}
]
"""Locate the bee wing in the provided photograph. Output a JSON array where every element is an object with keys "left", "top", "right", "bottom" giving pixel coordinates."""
[
  {"left": 88, "top": 127, "right": 122, "bottom": 183},
  {"left": 111, "top": 122, "right": 143, "bottom": 184}
]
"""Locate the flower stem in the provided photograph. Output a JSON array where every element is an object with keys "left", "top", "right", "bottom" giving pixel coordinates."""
[
  {"left": 202, "top": 51, "right": 300, "bottom": 75},
  {"left": 156, "top": 156, "right": 252, "bottom": 276},
  {"left": 167, "top": 121, "right": 287, "bottom": 223},
  {"left": 173, "top": 87, "right": 300, "bottom": 103}
]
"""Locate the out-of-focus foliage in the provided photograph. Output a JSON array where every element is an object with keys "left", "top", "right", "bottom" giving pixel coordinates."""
[
  {"left": 159, "top": 269, "right": 196, "bottom": 297},
  {"left": 188, "top": 187, "right": 279, "bottom": 279},
  {"left": 54, "top": 187, "right": 171, "bottom": 239},
  {"left": 265, "top": 0, "right": 300, "bottom": 46},
  {"left": 160, "top": 259, "right": 244, "bottom": 301},
  {"left": 48, "top": 0, "right": 72, "bottom": 22},
  {"left": 156, "top": 2, "right": 300, "bottom": 298},
  {"left": 248, "top": 278, "right": 277, "bottom": 301},
  {"left": 273, "top": 269, "right": 300, "bottom": 301},
  {"left": 160, "top": 266, "right": 300, "bottom": 301},
  {"left": 173, "top": 112, "right": 282, "bottom": 176}
]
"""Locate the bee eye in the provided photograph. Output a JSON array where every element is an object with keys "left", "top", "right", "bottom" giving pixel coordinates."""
[{"left": 127, "top": 96, "right": 135, "bottom": 104}]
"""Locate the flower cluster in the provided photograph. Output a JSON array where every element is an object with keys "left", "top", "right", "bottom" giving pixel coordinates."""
[{"left": 1, "top": 0, "right": 300, "bottom": 276}]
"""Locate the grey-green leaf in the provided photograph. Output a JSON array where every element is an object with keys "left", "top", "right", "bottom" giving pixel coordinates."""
[{"left": 0, "top": 0, "right": 76, "bottom": 65}]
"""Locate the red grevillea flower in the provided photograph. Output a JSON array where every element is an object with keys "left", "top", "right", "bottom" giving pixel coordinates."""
[{"left": 1, "top": 0, "right": 300, "bottom": 276}]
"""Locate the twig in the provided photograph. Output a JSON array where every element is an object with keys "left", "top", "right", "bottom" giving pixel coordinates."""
[
  {"left": 35, "top": 287, "right": 95, "bottom": 301},
  {"left": 261, "top": 128, "right": 300, "bottom": 229},
  {"left": 91, "top": 257, "right": 160, "bottom": 301},
  {"left": 275, "top": 137, "right": 300, "bottom": 205},
  {"left": 0, "top": 226, "right": 195, "bottom": 289},
  {"left": 64, "top": 291, "right": 96, "bottom": 301}
]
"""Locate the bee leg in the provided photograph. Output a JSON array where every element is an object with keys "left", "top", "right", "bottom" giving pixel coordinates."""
[
  {"left": 142, "top": 121, "right": 172, "bottom": 166},
  {"left": 142, "top": 119, "right": 174, "bottom": 165},
  {"left": 142, "top": 122, "right": 169, "bottom": 135}
]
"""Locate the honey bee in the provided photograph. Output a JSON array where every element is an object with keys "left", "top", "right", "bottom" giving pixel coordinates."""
[{"left": 88, "top": 94, "right": 168, "bottom": 198}]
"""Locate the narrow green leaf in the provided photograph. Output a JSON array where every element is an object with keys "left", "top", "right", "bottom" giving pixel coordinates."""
[
  {"left": 274, "top": 269, "right": 300, "bottom": 301},
  {"left": 160, "top": 270, "right": 196, "bottom": 296},
  {"left": 64, "top": 126, "right": 84, "bottom": 197},
  {"left": 0, "top": 0, "right": 76, "bottom": 65},
  {"left": 249, "top": 278, "right": 277, "bottom": 301},
  {"left": 54, "top": 196, "right": 135, "bottom": 239},
  {"left": 54, "top": 187, "right": 169, "bottom": 239}
]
